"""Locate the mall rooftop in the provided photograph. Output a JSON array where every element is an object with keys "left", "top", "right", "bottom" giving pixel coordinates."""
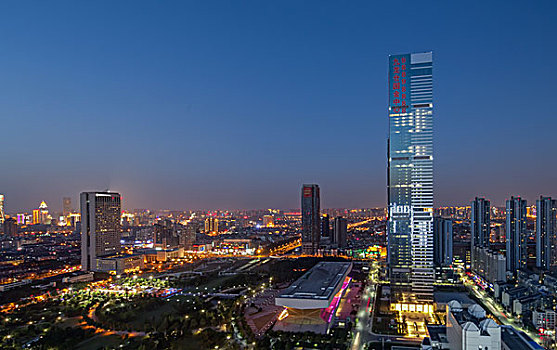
[{"left": 275, "top": 261, "right": 352, "bottom": 309}]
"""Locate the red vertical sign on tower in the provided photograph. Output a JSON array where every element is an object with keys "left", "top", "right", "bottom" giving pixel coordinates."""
[{"left": 390, "top": 55, "right": 409, "bottom": 113}]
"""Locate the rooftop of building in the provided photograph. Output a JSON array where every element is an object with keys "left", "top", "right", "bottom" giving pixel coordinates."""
[
  {"left": 447, "top": 300, "right": 498, "bottom": 336},
  {"left": 500, "top": 326, "right": 544, "bottom": 350},
  {"left": 277, "top": 261, "right": 352, "bottom": 301},
  {"left": 516, "top": 293, "right": 543, "bottom": 304},
  {"left": 505, "top": 286, "right": 529, "bottom": 296},
  {"left": 434, "top": 291, "right": 474, "bottom": 306},
  {"left": 96, "top": 253, "right": 144, "bottom": 260},
  {"left": 426, "top": 325, "right": 447, "bottom": 343}
]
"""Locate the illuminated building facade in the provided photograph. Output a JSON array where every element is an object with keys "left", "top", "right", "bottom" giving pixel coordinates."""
[
  {"left": 80, "top": 192, "right": 122, "bottom": 272},
  {"left": 536, "top": 196, "right": 557, "bottom": 270},
  {"left": 204, "top": 217, "right": 219, "bottom": 234},
  {"left": 301, "top": 184, "right": 320, "bottom": 255},
  {"left": 387, "top": 52, "right": 434, "bottom": 301},
  {"left": 0, "top": 194, "right": 4, "bottom": 224},
  {"left": 275, "top": 262, "right": 352, "bottom": 325},
  {"left": 263, "top": 215, "right": 274, "bottom": 227},
  {"left": 506, "top": 196, "right": 527, "bottom": 273},
  {"left": 32, "top": 209, "right": 40, "bottom": 225}
]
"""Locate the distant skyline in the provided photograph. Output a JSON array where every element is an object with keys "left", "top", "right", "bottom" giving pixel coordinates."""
[{"left": 1, "top": 1, "right": 557, "bottom": 212}]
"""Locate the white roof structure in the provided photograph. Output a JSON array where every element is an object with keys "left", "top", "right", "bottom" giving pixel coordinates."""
[{"left": 275, "top": 262, "right": 352, "bottom": 309}]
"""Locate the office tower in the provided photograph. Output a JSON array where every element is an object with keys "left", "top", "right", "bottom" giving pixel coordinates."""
[
  {"left": 204, "top": 217, "right": 219, "bottom": 234},
  {"left": 63, "top": 197, "right": 72, "bottom": 216},
  {"left": 387, "top": 52, "right": 434, "bottom": 301},
  {"left": 506, "top": 196, "right": 527, "bottom": 273},
  {"left": 301, "top": 184, "right": 320, "bottom": 255},
  {"left": 38, "top": 201, "right": 49, "bottom": 224},
  {"left": 81, "top": 192, "right": 122, "bottom": 272},
  {"left": 3, "top": 217, "right": 17, "bottom": 236},
  {"left": 333, "top": 216, "right": 348, "bottom": 248},
  {"left": 471, "top": 197, "right": 491, "bottom": 248},
  {"left": 321, "top": 214, "right": 330, "bottom": 238},
  {"left": 0, "top": 194, "right": 4, "bottom": 224},
  {"left": 263, "top": 215, "right": 274, "bottom": 227},
  {"left": 536, "top": 196, "right": 557, "bottom": 270},
  {"left": 433, "top": 217, "right": 453, "bottom": 266}
]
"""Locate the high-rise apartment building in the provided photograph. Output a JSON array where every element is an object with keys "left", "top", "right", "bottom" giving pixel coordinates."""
[
  {"left": 536, "top": 196, "right": 557, "bottom": 270},
  {"left": 0, "top": 194, "right": 4, "bottom": 224},
  {"left": 471, "top": 197, "right": 491, "bottom": 248},
  {"left": 387, "top": 52, "right": 434, "bottom": 301},
  {"left": 81, "top": 192, "right": 122, "bottom": 272},
  {"left": 321, "top": 214, "right": 330, "bottom": 238},
  {"left": 301, "top": 184, "right": 320, "bottom": 255},
  {"left": 333, "top": 216, "right": 348, "bottom": 249},
  {"left": 506, "top": 196, "right": 527, "bottom": 273},
  {"left": 63, "top": 197, "right": 72, "bottom": 216},
  {"left": 433, "top": 217, "right": 453, "bottom": 267},
  {"left": 470, "top": 197, "right": 491, "bottom": 273}
]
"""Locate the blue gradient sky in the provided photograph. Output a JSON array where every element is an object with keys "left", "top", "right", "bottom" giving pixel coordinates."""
[{"left": 1, "top": 1, "right": 556, "bottom": 212}]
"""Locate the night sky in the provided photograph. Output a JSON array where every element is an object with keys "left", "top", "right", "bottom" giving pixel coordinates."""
[{"left": 1, "top": 1, "right": 556, "bottom": 212}]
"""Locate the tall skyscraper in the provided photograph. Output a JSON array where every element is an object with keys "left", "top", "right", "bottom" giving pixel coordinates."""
[
  {"left": 387, "top": 52, "right": 434, "bottom": 302},
  {"left": 471, "top": 197, "right": 491, "bottom": 248},
  {"left": 433, "top": 217, "right": 453, "bottom": 267},
  {"left": 536, "top": 196, "right": 557, "bottom": 270},
  {"left": 81, "top": 192, "right": 122, "bottom": 272},
  {"left": 63, "top": 197, "right": 72, "bottom": 216},
  {"left": 301, "top": 184, "right": 320, "bottom": 255},
  {"left": 0, "top": 194, "right": 4, "bottom": 224},
  {"left": 333, "top": 216, "right": 348, "bottom": 249},
  {"left": 470, "top": 197, "right": 491, "bottom": 273},
  {"left": 506, "top": 196, "right": 527, "bottom": 273}
]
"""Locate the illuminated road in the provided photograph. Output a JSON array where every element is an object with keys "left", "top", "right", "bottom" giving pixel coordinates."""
[
  {"left": 463, "top": 275, "right": 545, "bottom": 347},
  {"left": 351, "top": 263, "right": 379, "bottom": 350}
]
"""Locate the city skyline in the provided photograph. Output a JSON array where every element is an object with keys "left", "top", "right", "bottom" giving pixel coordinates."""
[{"left": 2, "top": 2, "right": 557, "bottom": 211}]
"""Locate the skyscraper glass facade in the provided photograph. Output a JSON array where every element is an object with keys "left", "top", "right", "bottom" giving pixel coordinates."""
[
  {"left": 301, "top": 184, "right": 320, "bottom": 255},
  {"left": 387, "top": 52, "right": 434, "bottom": 301},
  {"left": 536, "top": 196, "right": 557, "bottom": 270}
]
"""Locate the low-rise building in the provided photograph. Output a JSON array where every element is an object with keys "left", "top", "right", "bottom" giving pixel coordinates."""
[
  {"left": 94, "top": 254, "right": 144, "bottom": 274},
  {"left": 502, "top": 286, "right": 528, "bottom": 310},
  {"left": 446, "top": 300, "right": 501, "bottom": 350},
  {"left": 141, "top": 247, "right": 184, "bottom": 263},
  {"left": 532, "top": 309, "right": 556, "bottom": 331},
  {"left": 62, "top": 272, "right": 94, "bottom": 284}
]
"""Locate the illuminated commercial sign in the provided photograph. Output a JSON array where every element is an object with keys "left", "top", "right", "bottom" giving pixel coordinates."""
[
  {"left": 303, "top": 187, "right": 313, "bottom": 197},
  {"left": 389, "top": 54, "right": 410, "bottom": 114}
]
